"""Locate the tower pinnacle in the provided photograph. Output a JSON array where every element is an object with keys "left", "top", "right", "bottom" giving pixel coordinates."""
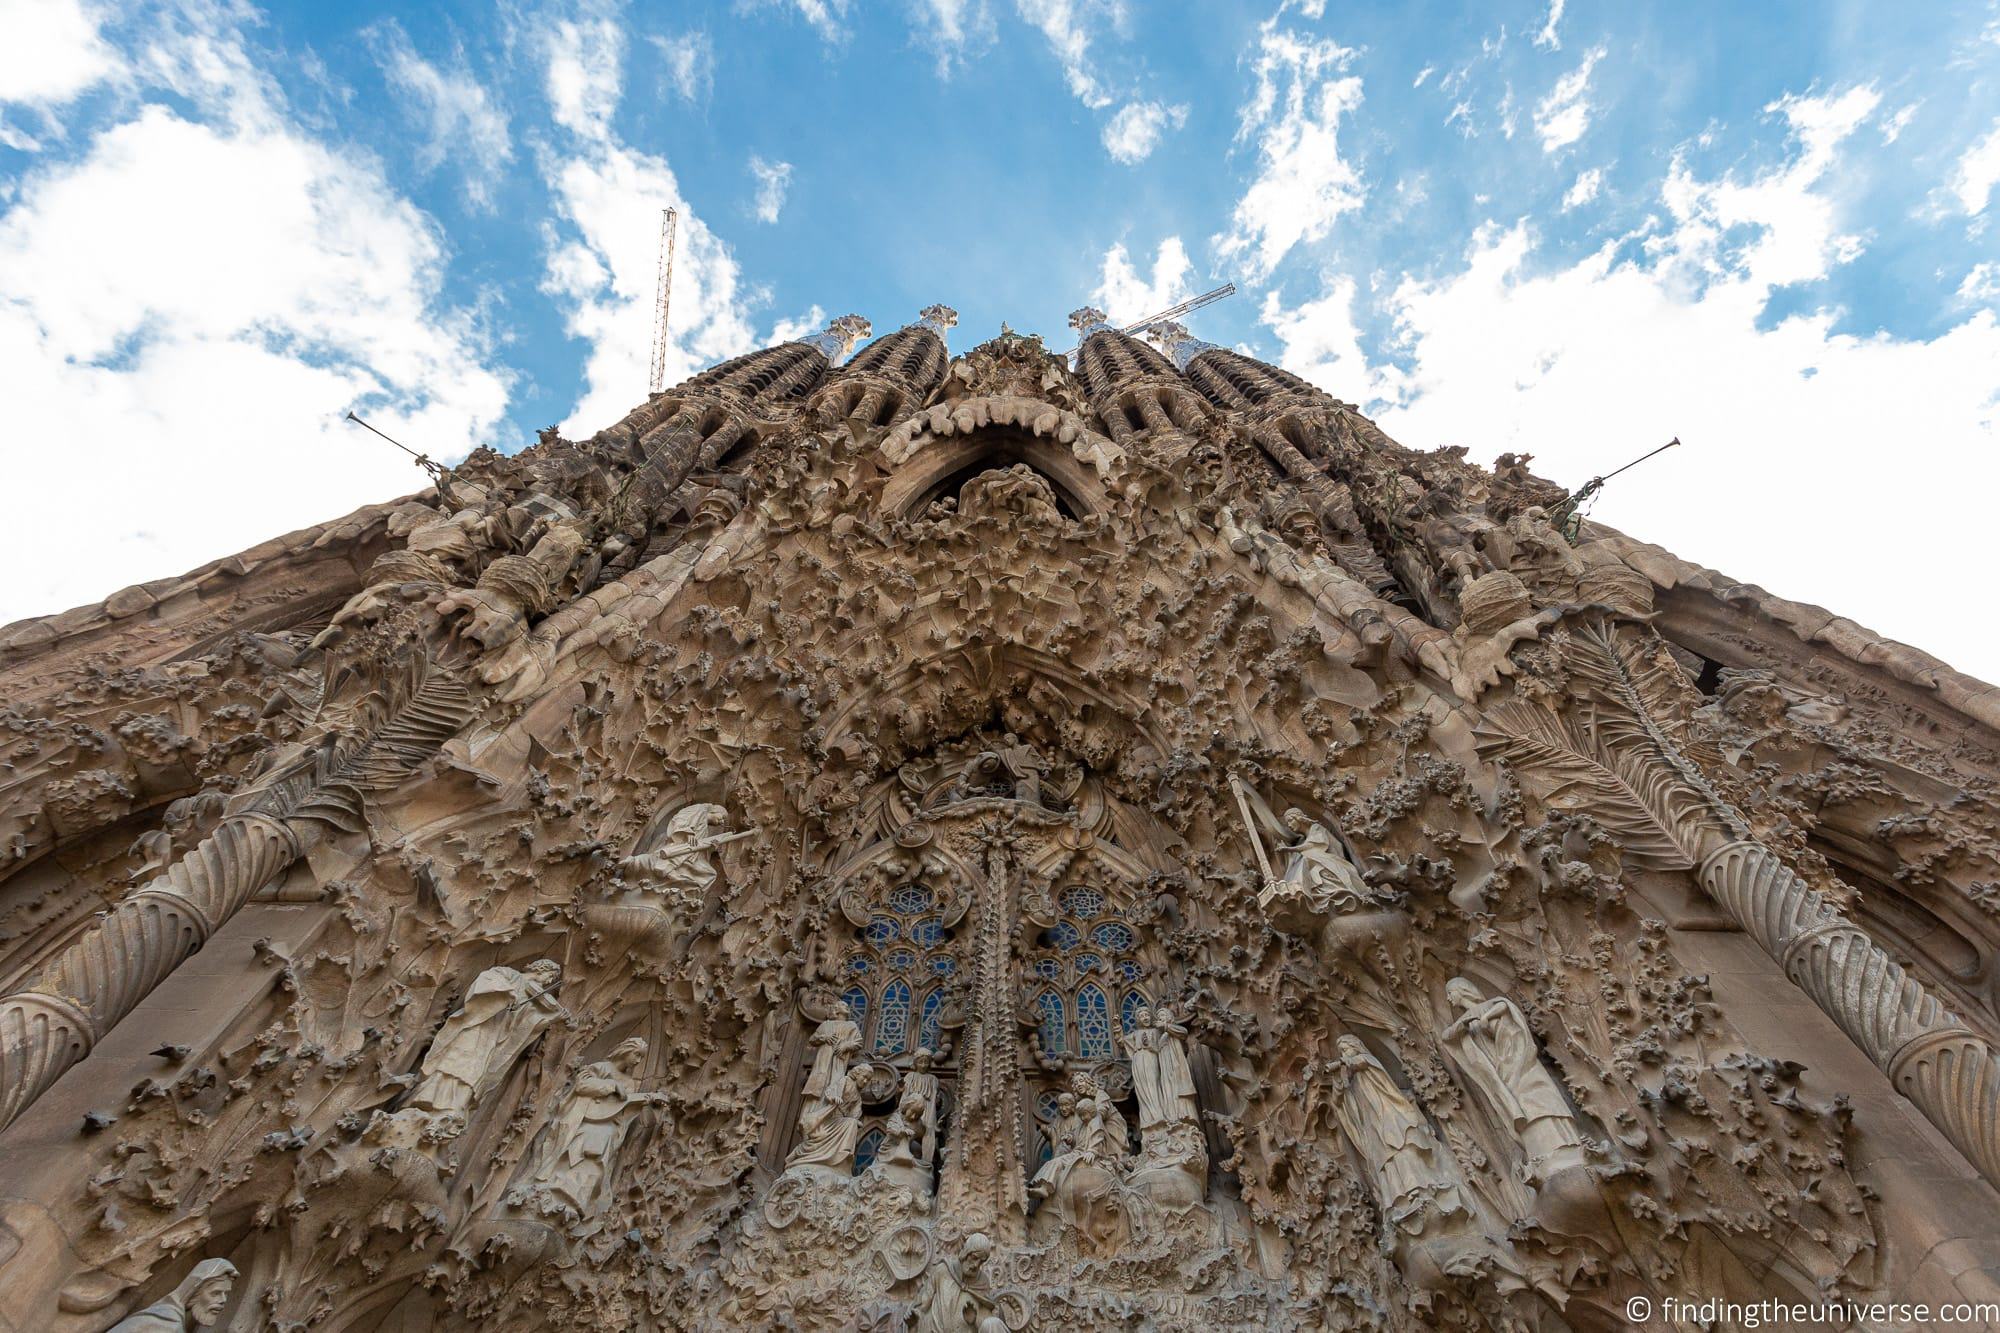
[
  {"left": 1145, "top": 320, "right": 1224, "bottom": 372},
  {"left": 802, "top": 314, "right": 873, "bottom": 364}
]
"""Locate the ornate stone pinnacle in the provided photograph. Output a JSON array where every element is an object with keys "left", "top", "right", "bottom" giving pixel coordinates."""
[
  {"left": 803, "top": 314, "right": 873, "bottom": 363},
  {"left": 916, "top": 305, "right": 958, "bottom": 338},
  {"left": 1067, "top": 306, "right": 1113, "bottom": 339},
  {"left": 1145, "top": 319, "right": 1223, "bottom": 372}
]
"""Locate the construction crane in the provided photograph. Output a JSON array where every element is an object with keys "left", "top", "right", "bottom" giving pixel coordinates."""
[
  {"left": 647, "top": 206, "right": 679, "bottom": 396},
  {"left": 1123, "top": 281, "right": 1235, "bottom": 334},
  {"left": 1059, "top": 282, "right": 1236, "bottom": 356}
]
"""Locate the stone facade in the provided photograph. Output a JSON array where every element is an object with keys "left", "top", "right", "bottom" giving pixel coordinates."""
[{"left": 1, "top": 306, "right": 1997, "bottom": 1330}]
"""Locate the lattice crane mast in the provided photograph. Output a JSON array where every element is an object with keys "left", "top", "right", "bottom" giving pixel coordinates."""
[{"left": 648, "top": 206, "right": 679, "bottom": 396}]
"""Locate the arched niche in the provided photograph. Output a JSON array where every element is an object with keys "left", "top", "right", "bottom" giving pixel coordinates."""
[{"left": 878, "top": 423, "right": 1109, "bottom": 521}]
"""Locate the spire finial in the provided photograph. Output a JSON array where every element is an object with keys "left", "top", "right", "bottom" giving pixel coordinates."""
[
  {"left": 1067, "top": 306, "right": 1113, "bottom": 340},
  {"left": 916, "top": 304, "right": 958, "bottom": 339},
  {"left": 803, "top": 314, "right": 872, "bottom": 364},
  {"left": 1145, "top": 319, "right": 1223, "bottom": 371}
]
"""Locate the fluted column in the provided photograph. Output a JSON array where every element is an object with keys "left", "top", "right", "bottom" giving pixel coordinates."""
[
  {"left": 0, "top": 812, "right": 311, "bottom": 1130},
  {"left": 1699, "top": 840, "right": 2000, "bottom": 1184}
]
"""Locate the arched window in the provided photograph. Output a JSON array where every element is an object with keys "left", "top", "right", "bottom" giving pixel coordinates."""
[
  {"left": 837, "top": 883, "right": 958, "bottom": 1057},
  {"left": 1027, "top": 885, "right": 1150, "bottom": 1061}
]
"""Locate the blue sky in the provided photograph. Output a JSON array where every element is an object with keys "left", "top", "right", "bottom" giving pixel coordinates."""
[{"left": 3, "top": 0, "right": 1998, "bottom": 678}]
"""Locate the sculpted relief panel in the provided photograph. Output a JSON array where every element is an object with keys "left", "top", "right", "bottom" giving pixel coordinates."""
[{"left": 0, "top": 316, "right": 1994, "bottom": 1329}]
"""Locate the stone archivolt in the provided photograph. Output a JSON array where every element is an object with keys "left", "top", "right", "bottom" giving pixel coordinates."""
[{"left": 0, "top": 310, "right": 1995, "bottom": 1329}]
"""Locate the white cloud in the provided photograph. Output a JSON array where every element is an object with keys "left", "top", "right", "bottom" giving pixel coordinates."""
[
  {"left": 369, "top": 21, "right": 511, "bottom": 209},
  {"left": 909, "top": 0, "right": 994, "bottom": 74},
  {"left": 0, "top": 0, "right": 118, "bottom": 107},
  {"left": 0, "top": 94, "right": 509, "bottom": 625},
  {"left": 749, "top": 154, "right": 793, "bottom": 222},
  {"left": 527, "top": 6, "right": 783, "bottom": 436},
  {"left": 1950, "top": 118, "right": 2000, "bottom": 214},
  {"left": 1561, "top": 165, "right": 1603, "bottom": 210},
  {"left": 1261, "top": 87, "right": 2000, "bottom": 681},
  {"left": 649, "top": 31, "right": 713, "bottom": 102},
  {"left": 1412, "top": 65, "right": 1434, "bottom": 89},
  {"left": 541, "top": 8, "right": 624, "bottom": 138},
  {"left": 1533, "top": 0, "right": 1566, "bottom": 51},
  {"left": 1091, "top": 236, "right": 1193, "bottom": 324},
  {"left": 1014, "top": 0, "right": 1112, "bottom": 109},
  {"left": 746, "top": 0, "right": 852, "bottom": 43},
  {"left": 1881, "top": 100, "right": 1919, "bottom": 144},
  {"left": 1101, "top": 99, "right": 1186, "bottom": 163},
  {"left": 1534, "top": 45, "right": 1603, "bottom": 153},
  {"left": 1960, "top": 261, "right": 2000, "bottom": 304},
  {"left": 1215, "top": 22, "right": 1365, "bottom": 280},
  {"left": 770, "top": 304, "right": 827, "bottom": 344}
]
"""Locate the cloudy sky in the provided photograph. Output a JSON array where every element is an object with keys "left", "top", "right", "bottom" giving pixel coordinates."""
[{"left": 2, "top": 0, "right": 1997, "bottom": 679}]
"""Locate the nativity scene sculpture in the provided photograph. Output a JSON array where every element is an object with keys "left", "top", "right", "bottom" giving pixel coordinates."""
[{"left": 0, "top": 311, "right": 1989, "bottom": 1332}]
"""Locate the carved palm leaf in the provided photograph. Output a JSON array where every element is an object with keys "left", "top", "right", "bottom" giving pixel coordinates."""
[{"left": 1475, "top": 699, "right": 1698, "bottom": 871}]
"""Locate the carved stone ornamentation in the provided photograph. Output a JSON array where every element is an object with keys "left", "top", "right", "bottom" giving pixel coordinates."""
[{"left": 0, "top": 311, "right": 1994, "bottom": 1330}]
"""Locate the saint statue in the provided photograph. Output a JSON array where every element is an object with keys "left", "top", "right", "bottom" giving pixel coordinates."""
[
  {"left": 408, "top": 959, "right": 564, "bottom": 1115},
  {"left": 1323, "top": 1036, "right": 1470, "bottom": 1234},
  {"left": 914, "top": 1232, "right": 1010, "bottom": 1333},
  {"left": 621, "top": 803, "right": 749, "bottom": 908},
  {"left": 1440, "top": 978, "right": 1585, "bottom": 1183},
  {"left": 786, "top": 1017, "right": 864, "bottom": 1177},
  {"left": 1269, "top": 810, "right": 1381, "bottom": 915},
  {"left": 522, "top": 1036, "right": 659, "bottom": 1218},
  {"left": 1029, "top": 1072, "right": 1130, "bottom": 1231},
  {"left": 871, "top": 1073, "right": 934, "bottom": 1190},
  {"left": 108, "top": 1258, "right": 237, "bottom": 1331},
  {"left": 903, "top": 1047, "right": 942, "bottom": 1164},
  {"left": 1123, "top": 1005, "right": 1198, "bottom": 1139}
]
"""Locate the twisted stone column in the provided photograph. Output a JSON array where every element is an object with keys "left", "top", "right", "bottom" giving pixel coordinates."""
[
  {"left": 1700, "top": 840, "right": 2000, "bottom": 1185},
  {"left": 0, "top": 812, "right": 310, "bottom": 1131}
]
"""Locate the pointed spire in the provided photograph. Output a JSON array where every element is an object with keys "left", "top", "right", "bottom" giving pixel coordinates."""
[
  {"left": 1067, "top": 306, "right": 1114, "bottom": 341},
  {"left": 915, "top": 304, "right": 958, "bottom": 341},
  {"left": 1145, "top": 319, "right": 1224, "bottom": 372},
  {"left": 802, "top": 314, "right": 873, "bottom": 364}
]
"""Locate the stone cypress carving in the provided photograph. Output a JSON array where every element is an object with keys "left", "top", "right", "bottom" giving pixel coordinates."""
[{"left": 0, "top": 307, "right": 1996, "bottom": 1328}]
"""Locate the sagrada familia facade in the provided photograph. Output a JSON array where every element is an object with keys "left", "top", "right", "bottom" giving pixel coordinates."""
[{"left": 1, "top": 305, "right": 1997, "bottom": 1331}]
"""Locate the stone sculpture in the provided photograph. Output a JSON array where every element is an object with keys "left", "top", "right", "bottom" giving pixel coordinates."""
[
  {"left": 0, "top": 308, "right": 1991, "bottom": 1330},
  {"left": 786, "top": 1017, "right": 864, "bottom": 1179},
  {"left": 105, "top": 1258, "right": 236, "bottom": 1331},
  {"left": 517, "top": 1036, "right": 657, "bottom": 1219},
  {"left": 408, "top": 960, "right": 565, "bottom": 1115}
]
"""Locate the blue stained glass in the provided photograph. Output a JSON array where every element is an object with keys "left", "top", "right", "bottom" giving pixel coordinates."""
[
  {"left": 919, "top": 989, "right": 944, "bottom": 1052},
  {"left": 1033, "top": 1131, "right": 1053, "bottom": 1173},
  {"left": 875, "top": 979, "right": 911, "bottom": 1055},
  {"left": 1118, "top": 960, "right": 1144, "bottom": 980},
  {"left": 1075, "top": 952, "right": 1102, "bottom": 974},
  {"left": 1035, "top": 1089, "right": 1063, "bottom": 1122},
  {"left": 1090, "top": 922, "right": 1134, "bottom": 952},
  {"left": 888, "top": 948, "right": 917, "bottom": 971},
  {"left": 1059, "top": 887, "right": 1104, "bottom": 916},
  {"left": 931, "top": 957, "right": 956, "bottom": 975},
  {"left": 1032, "top": 957, "right": 1062, "bottom": 980},
  {"left": 1077, "top": 984, "right": 1112, "bottom": 1058},
  {"left": 854, "top": 1126, "right": 884, "bottom": 1175},
  {"left": 865, "top": 917, "right": 899, "bottom": 946},
  {"left": 888, "top": 885, "right": 933, "bottom": 914},
  {"left": 1036, "top": 990, "right": 1066, "bottom": 1055},
  {"left": 1047, "top": 922, "right": 1081, "bottom": 952},
  {"left": 842, "top": 986, "right": 868, "bottom": 1027},
  {"left": 910, "top": 918, "right": 946, "bottom": 946},
  {"left": 1121, "top": 989, "right": 1150, "bottom": 1035},
  {"left": 847, "top": 955, "right": 870, "bottom": 973}
]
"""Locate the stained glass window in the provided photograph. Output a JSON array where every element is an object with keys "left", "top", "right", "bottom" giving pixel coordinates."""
[
  {"left": 1025, "top": 886, "right": 1149, "bottom": 1064},
  {"left": 1036, "top": 990, "right": 1066, "bottom": 1054},
  {"left": 1077, "top": 983, "right": 1112, "bottom": 1058},
  {"left": 888, "top": 884, "right": 933, "bottom": 914},
  {"left": 919, "top": 989, "right": 944, "bottom": 1052},
  {"left": 1090, "top": 922, "right": 1134, "bottom": 952},
  {"left": 875, "top": 979, "right": 911, "bottom": 1055},
  {"left": 837, "top": 880, "right": 957, "bottom": 1057},
  {"left": 854, "top": 1126, "right": 884, "bottom": 1175},
  {"left": 1121, "top": 989, "right": 1150, "bottom": 1035}
]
